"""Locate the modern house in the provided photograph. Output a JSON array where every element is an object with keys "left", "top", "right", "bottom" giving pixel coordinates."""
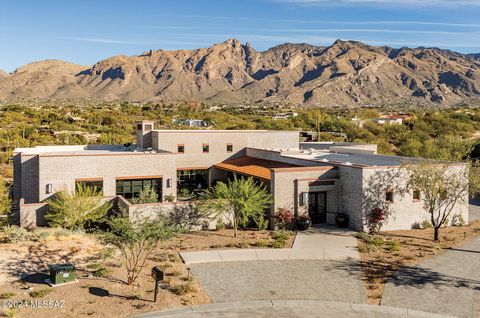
[{"left": 13, "top": 121, "right": 469, "bottom": 231}]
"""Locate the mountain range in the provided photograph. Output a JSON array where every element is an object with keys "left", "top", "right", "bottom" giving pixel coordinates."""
[{"left": 1, "top": 39, "right": 480, "bottom": 107}]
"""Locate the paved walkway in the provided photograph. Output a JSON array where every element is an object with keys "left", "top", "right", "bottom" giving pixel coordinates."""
[
  {"left": 382, "top": 237, "right": 480, "bottom": 318},
  {"left": 469, "top": 198, "right": 480, "bottom": 222},
  {"left": 180, "top": 225, "right": 358, "bottom": 264},
  {"left": 189, "top": 259, "right": 366, "bottom": 303},
  {"left": 134, "top": 300, "right": 458, "bottom": 318}
]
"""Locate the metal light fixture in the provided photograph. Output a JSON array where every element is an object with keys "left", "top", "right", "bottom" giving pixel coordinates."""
[
  {"left": 300, "top": 192, "right": 308, "bottom": 206},
  {"left": 46, "top": 184, "right": 53, "bottom": 194},
  {"left": 166, "top": 178, "right": 172, "bottom": 188}
]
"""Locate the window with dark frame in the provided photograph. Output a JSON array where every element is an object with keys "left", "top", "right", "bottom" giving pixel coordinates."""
[
  {"left": 385, "top": 191, "right": 394, "bottom": 203},
  {"left": 115, "top": 178, "right": 162, "bottom": 201},
  {"left": 75, "top": 180, "right": 103, "bottom": 194},
  {"left": 413, "top": 189, "right": 421, "bottom": 201},
  {"left": 226, "top": 144, "right": 233, "bottom": 153},
  {"left": 177, "top": 144, "right": 185, "bottom": 154},
  {"left": 202, "top": 144, "right": 209, "bottom": 153}
]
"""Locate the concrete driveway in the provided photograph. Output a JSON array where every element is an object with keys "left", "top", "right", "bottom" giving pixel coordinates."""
[
  {"left": 381, "top": 237, "right": 480, "bottom": 318},
  {"left": 469, "top": 198, "right": 480, "bottom": 222},
  {"left": 189, "top": 259, "right": 366, "bottom": 303},
  {"left": 135, "top": 300, "right": 458, "bottom": 318}
]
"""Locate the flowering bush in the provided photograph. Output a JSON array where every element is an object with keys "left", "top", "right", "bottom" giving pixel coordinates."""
[
  {"left": 275, "top": 208, "right": 294, "bottom": 230},
  {"left": 367, "top": 207, "right": 385, "bottom": 234}
]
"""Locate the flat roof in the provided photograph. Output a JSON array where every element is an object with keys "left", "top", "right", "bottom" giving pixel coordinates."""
[
  {"left": 215, "top": 156, "right": 299, "bottom": 180},
  {"left": 283, "top": 151, "right": 439, "bottom": 167},
  {"left": 14, "top": 145, "right": 170, "bottom": 156}
]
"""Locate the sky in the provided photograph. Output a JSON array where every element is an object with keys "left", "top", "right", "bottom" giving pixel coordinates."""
[{"left": 1, "top": 0, "right": 480, "bottom": 72}]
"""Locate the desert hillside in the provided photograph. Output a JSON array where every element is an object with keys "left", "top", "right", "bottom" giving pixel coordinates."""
[{"left": 1, "top": 39, "right": 480, "bottom": 106}]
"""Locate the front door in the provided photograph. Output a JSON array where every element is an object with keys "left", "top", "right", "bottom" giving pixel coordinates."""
[{"left": 308, "top": 192, "right": 327, "bottom": 224}]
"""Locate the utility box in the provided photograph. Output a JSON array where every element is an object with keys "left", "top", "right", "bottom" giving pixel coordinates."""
[{"left": 48, "top": 264, "right": 76, "bottom": 285}]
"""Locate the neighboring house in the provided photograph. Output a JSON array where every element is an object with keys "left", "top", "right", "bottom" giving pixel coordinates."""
[
  {"left": 272, "top": 112, "right": 298, "bottom": 120},
  {"left": 173, "top": 119, "right": 209, "bottom": 128},
  {"left": 13, "top": 121, "right": 469, "bottom": 231}
]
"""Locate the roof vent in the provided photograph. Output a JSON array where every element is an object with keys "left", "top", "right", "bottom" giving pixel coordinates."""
[
  {"left": 321, "top": 158, "right": 329, "bottom": 162},
  {"left": 344, "top": 161, "right": 352, "bottom": 166}
]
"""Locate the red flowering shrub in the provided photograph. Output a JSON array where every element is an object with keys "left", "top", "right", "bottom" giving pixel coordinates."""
[
  {"left": 275, "top": 208, "right": 293, "bottom": 230},
  {"left": 367, "top": 207, "right": 386, "bottom": 234}
]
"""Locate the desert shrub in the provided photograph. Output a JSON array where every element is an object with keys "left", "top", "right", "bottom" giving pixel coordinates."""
[
  {"left": 354, "top": 232, "right": 370, "bottom": 241},
  {"left": 93, "top": 267, "right": 111, "bottom": 278},
  {"left": 171, "top": 281, "right": 196, "bottom": 295},
  {"left": 254, "top": 240, "right": 269, "bottom": 247},
  {"left": 29, "top": 288, "right": 52, "bottom": 298},
  {"left": 101, "top": 216, "right": 175, "bottom": 285},
  {"left": 385, "top": 240, "right": 401, "bottom": 252},
  {"left": 86, "top": 263, "right": 103, "bottom": 270},
  {"left": 130, "top": 185, "right": 159, "bottom": 204},
  {"left": 35, "top": 231, "right": 50, "bottom": 241},
  {"left": 271, "top": 230, "right": 290, "bottom": 248},
  {"left": 46, "top": 185, "right": 111, "bottom": 230},
  {"left": 0, "top": 292, "right": 15, "bottom": 299},
  {"left": 421, "top": 220, "right": 433, "bottom": 229},
  {"left": 366, "top": 236, "right": 385, "bottom": 246},
  {"left": 452, "top": 214, "right": 465, "bottom": 226},
  {"left": 215, "top": 218, "right": 226, "bottom": 231},
  {"left": 3, "top": 226, "right": 32, "bottom": 243}
]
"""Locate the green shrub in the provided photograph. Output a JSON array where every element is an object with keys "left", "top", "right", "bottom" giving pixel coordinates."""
[
  {"left": 254, "top": 240, "right": 269, "bottom": 247},
  {"left": 215, "top": 218, "right": 226, "bottom": 231},
  {"left": 3, "top": 226, "right": 32, "bottom": 243},
  {"left": 46, "top": 184, "right": 111, "bottom": 230},
  {"left": 385, "top": 240, "right": 401, "bottom": 252},
  {"left": 35, "top": 231, "right": 50, "bottom": 241},
  {"left": 354, "top": 232, "right": 370, "bottom": 241},
  {"left": 0, "top": 292, "right": 15, "bottom": 299},
  {"left": 171, "top": 281, "right": 196, "bottom": 295},
  {"left": 29, "top": 288, "right": 52, "bottom": 298},
  {"left": 367, "top": 236, "right": 385, "bottom": 246},
  {"left": 130, "top": 185, "right": 159, "bottom": 204},
  {"left": 93, "top": 267, "right": 111, "bottom": 278},
  {"left": 272, "top": 231, "right": 290, "bottom": 241},
  {"left": 271, "top": 240, "right": 287, "bottom": 248},
  {"left": 421, "top": 220, "right": 433, "bottom": 229}
]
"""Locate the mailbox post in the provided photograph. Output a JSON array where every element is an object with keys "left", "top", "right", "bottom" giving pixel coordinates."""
[{"left": 151, "top": 266, "right": 164, "bottom": 302}]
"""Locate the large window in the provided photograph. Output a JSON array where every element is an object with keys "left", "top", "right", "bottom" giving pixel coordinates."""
[
  {"left": 177, "top": 170, "right": 209, "bottom": 199},
  {"left": 76, "top": 179, "right": 103, "bottom": 194},
  {"left": 116, "top": 178, "right": 162, "bottom": 201}
]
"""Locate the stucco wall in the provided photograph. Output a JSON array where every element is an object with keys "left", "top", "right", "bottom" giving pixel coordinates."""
[{"left": 338, "top": 166, "right": 365, "bottom": 231}]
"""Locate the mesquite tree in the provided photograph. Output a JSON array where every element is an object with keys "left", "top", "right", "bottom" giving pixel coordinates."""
[{"left": 406, "top": 161, "right": 469, "bottom": 241}]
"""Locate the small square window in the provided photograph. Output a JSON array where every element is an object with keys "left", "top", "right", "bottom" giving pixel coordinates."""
[
  {"left": 136, "top": 124, "right": 142, "bottom": 130},
  {"left": 177, "top": 144, "right": 185, "bottom": 154},
  {"left": 202, "top": 144, "right": 209, "bottom": 153},
  {"left": 385, "top": 191, "right": 394, "bottom": 203},
  {"left": 413, "top": 189, "right": 421, "bottom": 201},
  {"left": 144, "top": 124, "right": 152, "bottom": 132},
  {"left": 226, "top": 144, "right": 233, "bottom": 153}
]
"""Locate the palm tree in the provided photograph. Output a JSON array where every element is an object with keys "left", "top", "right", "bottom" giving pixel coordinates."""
[{"left": 200, "top": 176, "right": 272, "bottom": 237}]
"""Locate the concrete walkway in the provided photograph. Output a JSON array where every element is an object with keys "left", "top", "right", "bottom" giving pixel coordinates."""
[
  {"left": 382, "top": 237, "right": 480, "bottom": 318},
  {"left": 180, "top": 225, "right": 358, "bottom": 265},
  {"left": 134, "top": 300, "right": 458, "bottom": 318}
]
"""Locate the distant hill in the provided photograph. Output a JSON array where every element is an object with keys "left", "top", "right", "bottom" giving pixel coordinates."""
[{"left": 1, "top": 39, "right": 480, "bottom": 107}]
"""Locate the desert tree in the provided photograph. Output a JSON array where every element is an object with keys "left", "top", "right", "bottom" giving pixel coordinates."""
[
  {"left": 199, "top": 176, "right": 272, "bottom": 237},
  {"left": 406, "top": 161, "right": 469, "bottom": 241},
  {"left": 363, "top": 168, "right": 408, "bottom": 234},
  {"left": 469, "top": 160, "right": 480, "bottom": 198},
  {"left": 101, "top": 216, "right": 175, "bottom": 285},
  {"left": 0, "top": 177, "right": 12, "bottom": 226},
  {"left": 46, "top": 184, "right": 111, "bottom": 230}
]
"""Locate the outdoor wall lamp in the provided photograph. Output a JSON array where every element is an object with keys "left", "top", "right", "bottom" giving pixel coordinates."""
[
  {"left": 300, "top": 192, "right": 308, "bottom": 206},
  {"left": 166, "top": 178, "right": 172, "bottom": 188},
  {"left": 46, "top": 184, "right": 53, "bottom": 194}
]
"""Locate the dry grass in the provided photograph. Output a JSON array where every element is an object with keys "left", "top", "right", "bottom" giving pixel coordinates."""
[
  {"left": 357, "top": 221, "right": 480, "bottom": 305},
  {"left": 0, "top": 228, "right": 294, "bottom": 318}
]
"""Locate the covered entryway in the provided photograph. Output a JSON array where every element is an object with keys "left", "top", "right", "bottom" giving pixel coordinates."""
[{"left": 308, "top": 192, "right": 327, "bottom": 224}]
